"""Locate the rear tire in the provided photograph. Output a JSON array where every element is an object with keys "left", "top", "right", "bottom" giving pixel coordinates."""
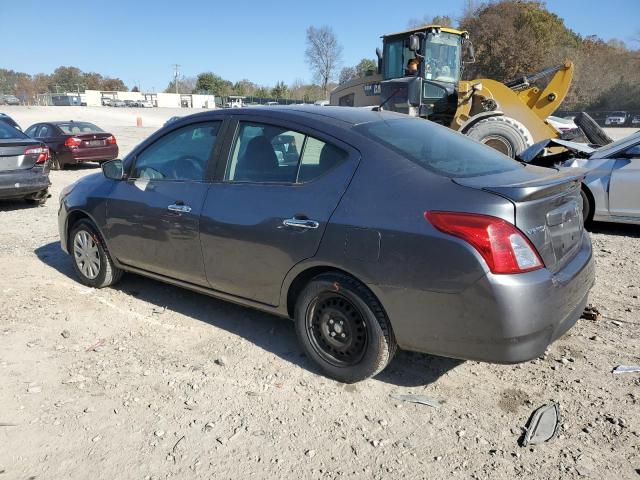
[
  {"left": 50, "top": 153, "right": 63, "bottom": 170},
  {"left": 465, "top": 116, "right": 533, "bottom": 157},
  {"left": 69, "top": 220, "right": 122, "bottom": 288},
  {"left": 24, "top": 189, "right": 49, "bottom": 206},
  {"left": 294, "top": 273, "right": 397, "bottom": 383}
]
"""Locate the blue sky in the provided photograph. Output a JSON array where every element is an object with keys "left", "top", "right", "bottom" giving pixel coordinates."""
[{"left": 2, "top": 0, "right": 638, "bottom": 91}]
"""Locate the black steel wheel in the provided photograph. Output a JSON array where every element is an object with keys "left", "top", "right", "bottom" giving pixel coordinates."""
[
  {"left": 307, "top": 292, "right": 369, "bottom": 367},
  {"left": 295, "top": 272, "right": 396, "bottom": 383}
]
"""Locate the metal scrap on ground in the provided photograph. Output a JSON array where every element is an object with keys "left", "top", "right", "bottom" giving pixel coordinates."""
[
  {"left": 612, "top": 365, "right": 640, "bottom": 374},
  {"left": 581, "top": 304, "right": 601, "bottom": 321},
  {"left": 521, "top": 403, "right": 561, "bottom": 447},
  {"left": 389, "top": 394, "right": 443, "bottom": 408}
]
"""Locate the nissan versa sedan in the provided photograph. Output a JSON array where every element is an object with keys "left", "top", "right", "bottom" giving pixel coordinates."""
[
  {"left": 58, "top": 106, "right": 595, "bottom": 382},
  {"left": 25, "top": 121, "right": 118, "bottom": 170}
]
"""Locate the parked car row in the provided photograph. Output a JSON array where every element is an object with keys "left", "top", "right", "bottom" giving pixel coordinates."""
[
  {"left": 604, "top": 111, "right": 640, "bottom": 127},
  {"left": 102, "top": 98, "right": 155, "bottom": 108},
  {"left": 0, "top": 94, "right": 20, "bottom": 105}
]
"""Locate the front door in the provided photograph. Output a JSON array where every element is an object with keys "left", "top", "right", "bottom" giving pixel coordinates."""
[
  {"left": 609, "top": 145, "right": 640, "bottom": 219},
  {"left": 106, "top": 121, "right": 222, "bottom": 285},
  {"left": 199, "top": 119, "right": 360, "bottom": 305}
]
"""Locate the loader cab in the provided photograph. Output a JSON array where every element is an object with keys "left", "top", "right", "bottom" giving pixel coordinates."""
[{"left": 379, "top": 26, "right": 467, "bottom": 125}]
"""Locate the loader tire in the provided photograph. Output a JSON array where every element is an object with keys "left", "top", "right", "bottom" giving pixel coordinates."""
[
  {"left": 574, "top": 112, "right": 612, "bottom": 146},
  {"left": 465, "top": 116, "right": 533, "bottom": 158}
]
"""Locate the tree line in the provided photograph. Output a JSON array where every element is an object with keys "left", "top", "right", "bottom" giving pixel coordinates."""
[{"left": 0, "top": 66, "right": 127, "bottom": 100}]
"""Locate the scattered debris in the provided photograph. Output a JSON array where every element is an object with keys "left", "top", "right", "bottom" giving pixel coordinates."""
[
  {"left": 612, "top": 365, "right": 640, "bottom": 374},
  {"left": 305, "top": 449, "right": 316, "bottom": 457},
  {"left": 85, "top": 339, "right": 104, "bottom": 352},
  {"left": 581, "top": 304, "right": 601, "bottom": 321},
  {"left": 389, "top": 393, "right": 442, "bottom": 408},
  {"left": 214, "top": 357, "right": 227, "bottom": 367},
  {"left": 60, "top": 330, "right": 70, "bottom": 339},
  {"left": 172, "top": 435, "right": 185, "bottom": 452},
  {"left": 520, "top": 403, "right": 560, "bottom": 446},
  {"left": 154, "top": 430, "right": 165, "bottom": 437}
]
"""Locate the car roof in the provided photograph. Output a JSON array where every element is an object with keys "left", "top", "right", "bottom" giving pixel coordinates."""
[{"left": 178, "top": 105, "right": 406, "bottom": 127}]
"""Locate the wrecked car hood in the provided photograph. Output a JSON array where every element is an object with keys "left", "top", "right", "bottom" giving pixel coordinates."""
[{"left": 518, "top": 138, "right": 596, "bottom": 164}]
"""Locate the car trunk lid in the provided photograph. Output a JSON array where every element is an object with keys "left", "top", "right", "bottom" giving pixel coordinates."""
[
  {"left": 0, "top": 140, "right": 42, "bottom": 172},
  {"left": 74, "top": 132, "right": 113, "bottom": 149},
  {"left": 454, "top": 165, "right": 585, "bottom": 272}
]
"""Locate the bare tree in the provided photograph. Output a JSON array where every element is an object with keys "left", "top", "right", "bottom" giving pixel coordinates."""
[{"left": 305, "top": 26, "right": 343, "bottom": 97}]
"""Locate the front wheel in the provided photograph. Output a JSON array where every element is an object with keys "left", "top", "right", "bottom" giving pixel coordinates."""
[
  {"left": 465, "top": 116, "right": 533, "bottom": 158},
  {"left": 69, "top": 220, "right": 122, "bottom": 288},
  {"left": 50, "top": 153, "right": 62, "bottom": 170},
  {"left": 295, "top": 273, "right": 397, "bottom": 383}
]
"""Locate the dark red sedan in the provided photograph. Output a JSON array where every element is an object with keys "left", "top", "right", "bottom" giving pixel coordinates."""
[{"left": 25, "top": 121, "right": 118, "bottom": 170}]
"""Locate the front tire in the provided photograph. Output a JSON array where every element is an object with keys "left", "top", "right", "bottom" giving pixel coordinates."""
[
  {"left": 465, "top": 116, "right": 533, "bottom": 157},
  {"left": 580, "top": 188, "right": 594, "bottom": 226},
  {"left": 69, "top": 220, "right": 122, "bottom": 288},
  {"left": 295, "top": 273, "right": 397, "bottom": 383}
]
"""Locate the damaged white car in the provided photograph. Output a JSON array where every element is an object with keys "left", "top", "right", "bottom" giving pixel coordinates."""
[{"left": 520, "top": 131, "right": 640, "bottom": 225}]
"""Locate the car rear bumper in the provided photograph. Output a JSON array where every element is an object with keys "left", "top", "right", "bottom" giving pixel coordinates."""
[
  {"left": 0, "top": 167, "right": 50, "bottom": 199},
  {"left": 375, "top": 231, "right": 595, "bottom": 363},
  {"left": 58, "top": 145, "right": 118, "bottom": 165}
]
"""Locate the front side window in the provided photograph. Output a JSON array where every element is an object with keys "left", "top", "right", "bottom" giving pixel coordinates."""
[
  {"left": 384, "top": 38, "right": 417, "bottom": 80},
  {"left": 225, "top": 122, "right": 347, "bottom": 184},
  {"left": 355, "top": 118, "right": 522, "bottom": 178},
  {"left": 132, "top": 122, "right": 221, "bottom": 181}
]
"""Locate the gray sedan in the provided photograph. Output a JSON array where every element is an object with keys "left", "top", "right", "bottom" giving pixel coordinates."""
[
  {"left": 58, "top": 106, "right": 594, "bottom": 382},
  {"left": 524, "top": 131, "right": 640, "bottom": 224}
]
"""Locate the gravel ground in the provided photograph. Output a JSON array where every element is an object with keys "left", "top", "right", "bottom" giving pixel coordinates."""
[{"left": 0, "top": 108, "right": 638, "bottom": 479}]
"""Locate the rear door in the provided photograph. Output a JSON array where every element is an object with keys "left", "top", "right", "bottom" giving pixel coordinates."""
[
  {"left": 200, "top": 117, "right": 360, "bottom": 305},
  {"left": 106, "top": 120, "right": 223, "bottom": 285},
  {"left": 608, "top": 144, "right": 640, "bottom": 219}
]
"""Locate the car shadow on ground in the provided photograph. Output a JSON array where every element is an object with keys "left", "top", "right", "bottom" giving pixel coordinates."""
[
  {"left": 588, "top": 222, "right": 639, "bottom": 238},
  {"left": 0, "top": 199, "right": 42, "bottom": 212},
  {"left": 34, "top": 240, "right": 460, "bottom": 387}
]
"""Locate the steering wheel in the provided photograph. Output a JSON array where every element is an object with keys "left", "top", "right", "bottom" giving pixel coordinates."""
[{"left": 172, "top": 155, "right": 203, "bottom": 180}]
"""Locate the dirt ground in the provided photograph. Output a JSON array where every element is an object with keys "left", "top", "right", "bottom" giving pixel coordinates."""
[{"left": 0, "top": 108, "right": 638, "bottom": 479}]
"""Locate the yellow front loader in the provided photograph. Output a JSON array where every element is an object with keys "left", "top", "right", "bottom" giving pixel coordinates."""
[{"left": 330, "top": 25, "right": 579, "bottom": 157}]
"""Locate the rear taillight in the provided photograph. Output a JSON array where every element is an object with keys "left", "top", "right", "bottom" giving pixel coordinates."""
[
  {"left": 24, "top": 146, "right": 50, "bottom": 164},
  {"left": 65, "top": 137, "right": 82, "bottom": 148},
  {"left": 106, "top": 135, "right": 117, "bottom": 145},
  {"left": 425, "top": 211, "right": 544, "bottom": 274}
]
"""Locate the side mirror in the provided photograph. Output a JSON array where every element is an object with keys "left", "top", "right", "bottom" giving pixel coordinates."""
[
  {"left": 408, "top": 34, "right": 420, "bottom": 52},
  {"left": 623, "top": 144, "right": 640, "bottom": 158},
  {"left": 102, "top": 159, "right": 124, "bottom": 180},
  {"left": 463, "top": 39, "right": 476, "bottom": 64}
]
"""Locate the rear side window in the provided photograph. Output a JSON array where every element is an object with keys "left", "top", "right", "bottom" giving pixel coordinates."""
[
  {"left": 355, "top": 118, "right": 523, "bottom": 178},
  {"left": 225, "top": 122, "right": 347, "bottom": 184}
]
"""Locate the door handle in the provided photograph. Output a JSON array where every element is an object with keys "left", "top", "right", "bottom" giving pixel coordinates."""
[
  {"left": 168, "top": 203, "right": 192, "bottom": 213},
  {"left": 283, "top": 217, "right": 320, "bottom": 229}
]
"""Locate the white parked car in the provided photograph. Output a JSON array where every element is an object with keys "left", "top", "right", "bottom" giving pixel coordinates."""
[{"left": 605, "top": 111, "right": 628, "bottom": 126}]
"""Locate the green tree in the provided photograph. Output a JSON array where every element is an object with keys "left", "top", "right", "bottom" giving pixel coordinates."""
[
  {"left": 271, "top": 81, "right": 289, "bottom": 98},
  {"left": 355, "top": 58, "right": 377, "bottom": 77},
  {"left": 254, "top": 86, "right": 270, "bottom": 98},
  {"left": 195, "top": 72, "right": 232, "bottom": 95}
]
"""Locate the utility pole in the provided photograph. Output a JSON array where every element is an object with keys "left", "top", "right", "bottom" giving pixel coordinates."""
[{"left": 172, "top": 64, "right": 181, "bottom": 94}]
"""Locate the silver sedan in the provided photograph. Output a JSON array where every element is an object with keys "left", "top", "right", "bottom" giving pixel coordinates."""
[{"left": 525, "top": 131, "right": 640, "bottom": 225}]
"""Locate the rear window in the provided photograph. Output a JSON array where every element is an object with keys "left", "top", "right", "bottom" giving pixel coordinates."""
[
  {"left": 0, "top": 121, "right": 27, "bottom": 140},
  {"left": 355, "top": 118, "right": 523, "bottom": 178},
  {"left": 57, "top": 122, "right": 103, "bottom": 134}
]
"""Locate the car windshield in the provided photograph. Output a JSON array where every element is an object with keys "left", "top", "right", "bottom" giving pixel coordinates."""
[
  {"left": 0, "top": 121, "right": 28, "bottom": 139},
  {"left": 424, "top": 32, "right": 461, "bottom": 83},
  {"left": 57, "top": 122, "right": 103, "bottom": 134},
  {"left": 355, "top": 118, "right": 523, "bottom": 178}
]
